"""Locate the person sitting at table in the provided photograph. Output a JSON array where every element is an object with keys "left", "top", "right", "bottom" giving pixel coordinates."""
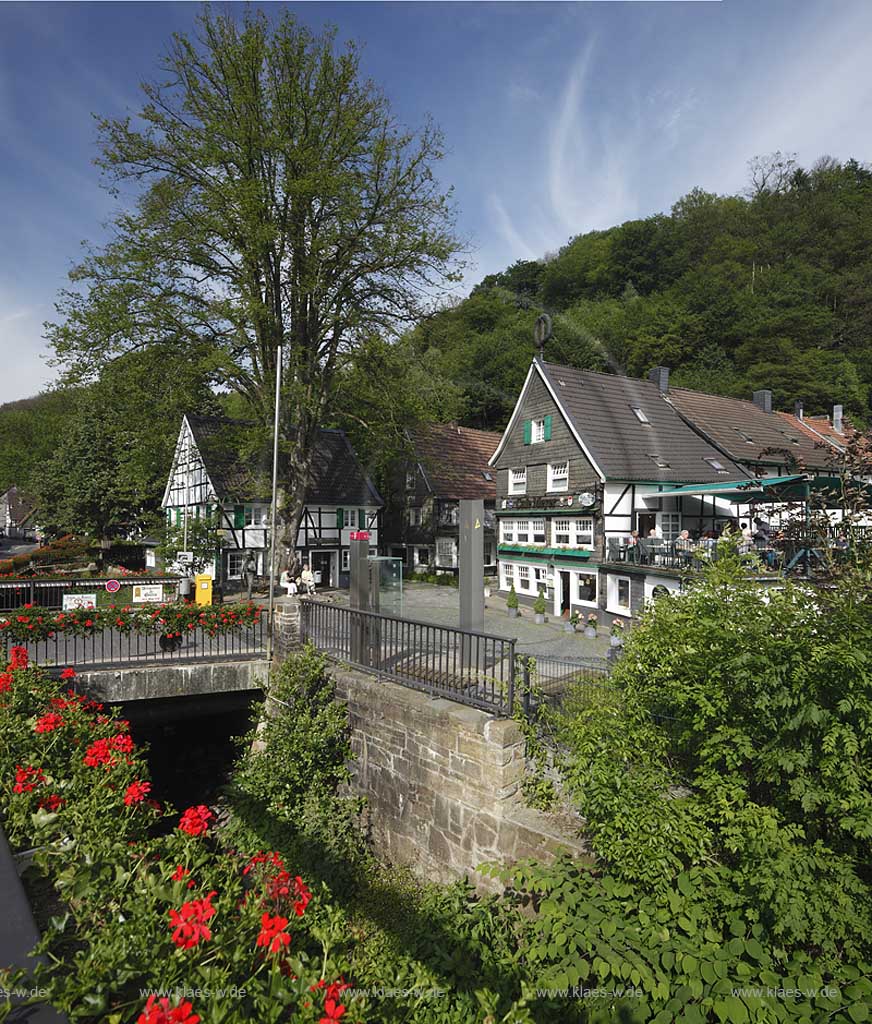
[
  {"left": 675, "top": 529, "right": 694, "bottom": 558},
  {"left": 627, "top": 530, "right": 642, "bottom": 562},
  {"left": 648, "top": 525, "right": 662, "bottom": 539},
  {"left": 740, "top": 521, "right": 753, "bottom": 550}
]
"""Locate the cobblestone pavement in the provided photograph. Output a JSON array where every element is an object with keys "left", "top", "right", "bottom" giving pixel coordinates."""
[{"left": 332, "top": 582, "right": 612, "bottom": 661}]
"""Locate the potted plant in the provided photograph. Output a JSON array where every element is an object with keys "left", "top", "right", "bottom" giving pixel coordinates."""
[
  {"left": 483, "top": 578, "right": 492, "bottom": 599},
  {"left": 506, "top": 585, "right": 519, "bottom": 618},
  {"left": 610, "top": 616, "right": 625, "bottom": 646},
  {"left": 584, "top": 612, "right": 598, "bottom": 639},
  {"left": 533, "top": 589, "right": 547, "bottom": 624},
  {"left": 565, "top": 610, "right": 580, "bottom": 633}
]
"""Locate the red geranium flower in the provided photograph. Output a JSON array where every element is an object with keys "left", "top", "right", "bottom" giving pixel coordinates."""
[
  {"left": 171, "top": 864, "right": 189, "bottom": 881},
  {"left": 38, "top": 793, "right": 63, "bottom": 812},
  {"left": 60, "top": 667, "right": 76, "bottom": 680},
  {"left": 255, "top": 913, "right": 291, "bottom": 954},
  {"left": 124, "top": 780, "right": 151, "bottom": 805},
  {"left": 83, "top": 737, "right": 116, "bottom": 768},
  {"left": 178, "top": 805, "right": 213, "bottom": 837},
  {"left": 320, "top": 998, "right": 347, "bottom": 1023},
  {"left": 137, "top": 994, "right": 200, "bottom": 1024},
  {"left": 168, "top": 891, "right": 217, "bottom": 949},
  {"left": 8, "top": 646, "right": 28, "bottom": 670},
  {"left": 0, "top": 671, "right": 12, "bottom": 693},
  {"left": 110, "top": 733, "right": 134, "bottom": 753},
  {"left": 13, "top": 765, "right": 45, "bottom": 793},
  {"left": 35, "top": 712, "right": 65, "bottom": 734}
]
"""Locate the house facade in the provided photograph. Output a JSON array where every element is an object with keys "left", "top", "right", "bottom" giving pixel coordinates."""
[
  {"left": 384, "top": 424, "right": 501, "bottom": 575},
  {"left": 162, "top": 415, "right": 382, "bottom": 587},
  {"left": 0, "top": 486, "right": 37, "bottom": 540},
  {"left": 489, "top": 359, "right": 837, "bottom": 620}
]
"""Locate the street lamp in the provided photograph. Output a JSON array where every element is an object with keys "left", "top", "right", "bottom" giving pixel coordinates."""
[{"left": 266, "top": 345, "right": 283, "bottom": 662}]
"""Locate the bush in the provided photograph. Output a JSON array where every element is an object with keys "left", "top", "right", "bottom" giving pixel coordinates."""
[
  {"left": 506, "top": 586, "right": 519, "bottom": 609},
  {"left": 533, "top": 590, "right": 547, "bottom": 615}
]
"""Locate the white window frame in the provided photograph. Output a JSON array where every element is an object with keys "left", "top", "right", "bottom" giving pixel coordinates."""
[
  {"left": 531, "top": 518, "right": 546, "bottom": 544},
  {"left": 341, "top": 549, "right": 350, "bottom": 571},
  {"left": 405, "top": 468, "right": 416, "bottom": 491},
  {"left": 607, "top": 574, "right": 632, "bottom": 615},
  {"left": 658, "top": 512, "right": 682, "bottom": 543},
  {"left": 515, "top": 519, "right": 530, "bottom": 543},
  {"left": 553, "top": 518, "right": 571, "bottom": 545},
  {"left": 436, "top": 537, "right": 457, "bottom": 567},
  {"left": 517, "top": 565, "right": 531, "bottom": 591},
  {"left": 500, "top": 561, "right": 513, "bottom": 591},
  {"left": 416, "top": 546, "right": 430, "bottom": 566},
  {"left": 574, "top": 517, "right": 594, "bottom": 549},
  {"left": 576, "top": 571, "right": 598, "bottom": 606},
  {"left": 509, "top": 467, "right": 527, "bottom": 495},
  {"left": 547, "top": 462, "right": 569, "bottom": 492},
  {"left": 533, "top": 566, "right": 550, "bottom": 593},
  {"left": 532, "top": 419, "right": 546, "bottom": 444},
  {"left": 501, "top": 519, "right": 514, "bottom": 543},
  {"left": 408, "top": 507, "right": 423, "bottom": 527}
]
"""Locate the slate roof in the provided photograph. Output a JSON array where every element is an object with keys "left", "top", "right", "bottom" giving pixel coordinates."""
[
  {"left": 665, "top": 388, "right": 831, "bottom": 470},
  {"left": 0, "top": 486, "right": 36, "bottom": 526},
  {"left": 538, "top": 362, "right": 747, "bottom": 482},
  {"left": 185, "top": 416, "right": 382, "bottom": 507},
  {"left": 411, "top": 424, "right": 501, "bottom": 500}
]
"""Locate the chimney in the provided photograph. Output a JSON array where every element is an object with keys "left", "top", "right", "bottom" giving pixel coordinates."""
[
  {"left": 648, "top": 366, "right": 670, "bottom": 394},
  {"left": 833, "top": 404, "right": 844, "bottom": 433},
  {"left": 752, "top": 389, "right": 772, "bottom": 413},
  {"left": 793, "top": 400, "right": 803, "bottom": 420}
]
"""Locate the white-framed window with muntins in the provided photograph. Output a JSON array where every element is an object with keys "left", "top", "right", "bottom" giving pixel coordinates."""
[
  {"left": 532, "top": 419, "right": 546, "bottom": 444},
  {"left": 509, "top": 467, "right": 527, "bottom": 494},
  {"left": 517, "top": 565, "right": 531, "bottom": 590},
  {"left": 575, "top": 517, "right": 594, "bottom": 548},
  {"left": 547, "top": 461, "right": 569, "bottom": 491},
  {"left": 515, "top": 519, "right": 530, "bottom": 543},
  {"left": 659, "top": 512, "right": 681, "bottom": 542},
  {"left": 553, "top": 519, "right": 571, "bottom": 545},
  {"left": 531, "top": 519, "right": 546, "bottom": 544},
  {"left": 500, "top": 520, "right": 514, "bottom": 543}
]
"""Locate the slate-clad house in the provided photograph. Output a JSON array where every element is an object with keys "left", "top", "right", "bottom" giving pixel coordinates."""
[
  {"left": 162, "top": 415, "right": 382, "bottom": 587},
  {"left": 489, "top": 357, "right": 837, "bottom": 619},
  {"left": 0, "top": 486, "right": 37, "bottom": 539},
  {"left": 386, "top": 424, "right": 501, "bottom": 573}
]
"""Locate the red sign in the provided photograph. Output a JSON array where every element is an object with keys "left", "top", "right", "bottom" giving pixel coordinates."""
[
  {"left": 350, "top": 531, "right": 370, "bottom": 541},
  {"left": 105, "top": 579, "right": 121, "bottom": 593}
]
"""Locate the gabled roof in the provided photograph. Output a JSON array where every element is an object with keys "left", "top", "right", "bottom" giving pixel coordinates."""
[
  {"left": 0, "top": 486, "right": 36, "bottom": 526},
  {"left": 778, "top": 412, "right": 852, "bottom": 453},
  {"left": 183, "top": 416, "right": 382, "bottom": 507},
  {"left": 410, "top": 424, "right": 500, "bottom": 500},
  {"left": 524, "top": 362, "right": 748, "bottom": 482},
  {"left": 665, "top": 388, "right": 832, "bottom": 469}
]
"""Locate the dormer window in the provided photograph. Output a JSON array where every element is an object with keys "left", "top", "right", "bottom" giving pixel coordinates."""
[
  {"left": 631, "top": 406, "right": 650, "bottom": 424},
  {"left": 405, "top": 467, "right": 416, "bottom": 490}
]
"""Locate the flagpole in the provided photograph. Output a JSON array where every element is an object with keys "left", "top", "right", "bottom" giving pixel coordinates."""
[{"left": 266, "top": 344, "right": 283, "bottom": 662}]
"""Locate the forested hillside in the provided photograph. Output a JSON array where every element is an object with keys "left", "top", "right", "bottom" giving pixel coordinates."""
[{"left": 409, "top": 154, "right": 872, "bottom": 428}]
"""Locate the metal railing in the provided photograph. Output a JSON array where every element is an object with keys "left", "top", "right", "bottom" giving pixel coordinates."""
[
  {"left": 300, "top": 598, "right": 517, "bottom": 715},
  {"left": 0, "top": 577, "right": 183, "bottom": 612},
  {"left": 519, "top": 654, "right": 613, "bottom": 714},
  {"left": 1, "top": 617, "right": 266, "bottom": 671}
]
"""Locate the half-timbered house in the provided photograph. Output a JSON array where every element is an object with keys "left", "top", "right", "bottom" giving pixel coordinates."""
[
  {"left": 489, "top": 357, "right": 837, "bottom": 620},
  {"left": 162, "top": 415, "right": 382, "bottom": 587}
]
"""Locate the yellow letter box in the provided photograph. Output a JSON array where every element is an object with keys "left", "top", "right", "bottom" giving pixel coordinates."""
[{"left": 194, "top": 573, "right": 213, "bottom": 606}]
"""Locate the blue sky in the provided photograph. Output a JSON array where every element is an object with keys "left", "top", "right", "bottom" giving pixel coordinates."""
[{"left": 2, "top": 0, "right": 872, "bottom": 402}]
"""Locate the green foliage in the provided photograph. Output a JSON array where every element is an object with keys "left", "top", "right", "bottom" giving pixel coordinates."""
[
  {"left": 156, "top": 509, "right": 223, "bottom": 575},
  {"left": 411, "top": 155, "right": 872, "bottom": 425},
  {"left": 533, "top": 590, "right": 547, "bottom": 616},
  {"left": 0, "top": 390, "right": 76, "bottom": 496},
  {"left": 506, "top": 585, "right": 519, "bottom": 609}
]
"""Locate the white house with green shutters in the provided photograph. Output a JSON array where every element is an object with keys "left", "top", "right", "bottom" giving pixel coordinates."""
[{"left": 161, "top": 415, "right": 382, "bottom": 587}]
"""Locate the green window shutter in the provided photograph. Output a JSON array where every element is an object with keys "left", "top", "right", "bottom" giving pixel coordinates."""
[
  {"left": 337, "top": 508, "right": 344, "bottom": 529},
  {"left": 544, "top": 414, "right": 553, "bottom": 441},
  {"left": 175, "top": 508, "right": 181, "bottom": 527},
  {"left": 358, "top": 509, "right": 366, "bottom": 529},
  {"left": 523, "top": 419, "right": 532, "bottom": 445},
  {"left": 233, "top": 505, "right": 245, "bottom": 528},
  {"left": 166, "top": 508, "right": 172, "bottom": 526},
  {"left": 194, "top": 505, "right": 200, "bottom": 520}
]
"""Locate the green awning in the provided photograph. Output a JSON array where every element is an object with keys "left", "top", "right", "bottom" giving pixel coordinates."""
[
  {"left": 656, "top": 475, "right": 808, "bottom": 502},
  {"left": 498, "top": 545, "right": 592, "bottom": 559}
]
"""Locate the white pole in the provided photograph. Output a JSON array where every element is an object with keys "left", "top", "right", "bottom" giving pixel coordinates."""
[{"left": 266, "top": 344, "right": 283, "bottom": 661}]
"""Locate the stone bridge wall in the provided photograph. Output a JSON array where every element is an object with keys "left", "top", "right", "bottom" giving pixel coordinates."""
[{"left": 277, "top": 598, "right": 588, "bottom": 887}]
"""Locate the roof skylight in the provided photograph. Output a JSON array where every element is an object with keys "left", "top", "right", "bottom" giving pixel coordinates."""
[{"left": 631, "top": 406, "right": 650, "bottom": 424}]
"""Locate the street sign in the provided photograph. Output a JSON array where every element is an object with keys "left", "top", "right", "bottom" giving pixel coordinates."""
[
  {"left": 177, "top": 551, "right": 194, "bottom": 565},
  {"left": 133, "top": 584, "right": 164, "bottom": 604},
  {"left": 350, "top": 531, "right": 370, "bottom": 541},
  {"left": 105, "top": 579, "right": 121, "bottom": 594},
  {"left": 63, "top": 593, "right": 96, "bottom": 610}
]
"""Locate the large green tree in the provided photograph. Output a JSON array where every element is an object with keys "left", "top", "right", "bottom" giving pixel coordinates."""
[{"left": 48, "top": 7, "right": 460, "bottom": 564}]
